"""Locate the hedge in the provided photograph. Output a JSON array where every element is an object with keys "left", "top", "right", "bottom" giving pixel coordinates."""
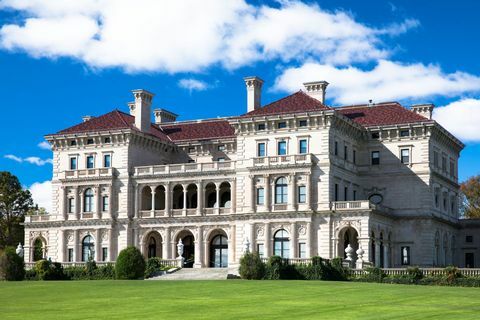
[
  {"left": 0, "top": 247, "right": 25, "bottom": 281},
  {"left": 115, "top": 246, "right": 146, "bottom": 280}
]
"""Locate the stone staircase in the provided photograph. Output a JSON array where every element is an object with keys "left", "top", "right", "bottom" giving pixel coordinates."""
[{"left": 150, "top": 268, "right": 234, "bottom": 280}]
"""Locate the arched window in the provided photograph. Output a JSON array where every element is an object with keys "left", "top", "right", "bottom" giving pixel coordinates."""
[
  {"left": 148, "top": 237, "right": 156, "bottom": 258},
  {"left": 275, "top": 177, "right": 288, "bottom": 204},
  {"left": 33, "top": 238, "right": 45, "bottom": 261},
  {"left": 84, "top": 188, "right": 94, "bottom": 212},
  {"left": 273, "top": 229, "right": 290, "bottom": 258},
  {"left": 82, "top": 235, "right": 95, "bottom": 262}
]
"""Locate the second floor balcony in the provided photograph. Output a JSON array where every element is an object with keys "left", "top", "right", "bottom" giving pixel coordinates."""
[
  {"left": 135, "top": 161, "right": 236, "bottom": 177},
  {"left": 252, "top": 154, "right": 313, "bottom": 168},
  {"left": 59, "top": 167, "right": 115, "bottom": 180}
]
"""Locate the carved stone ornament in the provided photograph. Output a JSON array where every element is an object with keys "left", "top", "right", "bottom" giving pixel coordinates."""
[
  {"left": 256, "top": 226, "right": 265, "bottom": 237},
  {"left": 67, "top": 232, "right": 74, "bottom": 243},
  {"left": 298, "top": 225, "right": 307, "bottom": 236},
  {"left": 101, "top": 230, "right": 109, "bottom": 241}
]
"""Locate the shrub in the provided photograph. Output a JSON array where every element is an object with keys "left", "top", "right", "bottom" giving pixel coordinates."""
[
  {"left": 115, "top": 246, "right": 145, "bottom": 280},
  {"left": 145, "top": 257, "right": 165, "bottom": 279},
  {"left": 444, "top": 266, "right": 461, "bottom": 284},
  {"left": 86, "top": 258, "right": 97, "bottom": 277},
  {"left": 25, "top": 269, "right": 38, "bottom": 281},
  {"left": 64, "top": 266, "right": 88, "bottom": 280},
  {"left": 264, "top": 256, "right": 283, "bottom": 280},
  {"left": 407, "top": 266, "right": 423, "bottom": 283},
  {"left": 358, "top": 267, "right": 385, "bottom": 283},
  {"left": 0, "top": 247, "right": 25, "bottom": 281},
  {"left": 239, "top": 253, "right": 265, "bottom": 280},
  {"left": 34, "top": 260, "right": 65, "bottom": 280},
  {"left": 94, "top": 264, "right": 115, "bottom": 280}
]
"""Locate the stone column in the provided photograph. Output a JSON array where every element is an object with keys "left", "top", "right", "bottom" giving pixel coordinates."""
[
  {"left": 231, "top": 178, "right": 237, "bottom": 214},
  {"left": 134, "top": 184, "right": 139, "bottom": 218},
  {"left": 215, "top": 183, "right": 220, "bottom": 215},
  {"left": 73, "top": 229, "right": 80, "bottom": 262},
  {"left": 249, "top": 223, "right": 256, "bottom": 253},
  {"left": 151, "top": 186, "right": 156, "bottom": 215},
  {"left": 59, "top": 229, "right": 66, "bottom": 262},
  {"left": 196, "top": 181, "right": 203, "bottom": 216},
  {"left": 306, "top": 174, "right": 312, "bottom": 210},
  {"left": 264, "top": 175, "right": 270, "bottom": 212},
  {"left": 61, "top": 186, "right": 67, "bottom": 220},
  {"left": 74, "top": 186, "right": 80, "bottom": 220},
  {"left": 95, "top": 185, "right": 102, "bottom": 219},
  {"left": 165, "top": 183, "right": 171, "bottom": 217},
  {"left": 182, "top": 184, "right": 188, "bottom": 216},
  {"left": 108, "top": 227, "right": 115, "bottom": 262},
  {"left": 306, "top": 222, "right": 312, "bottom": 258},
  {"left": 290, "top": 222, "right": 297, "bottom": 258},
  {"left": 194, "top": 226, "right": 203, "bottom": 268},
  {"left": 250, "top": 175, "right": 256, "bottom": 213},
  {"left": 228, "top": 225, "right": 235, "bottom": 266},
  {"left": 384, "top": 243, "right": 390, "bottom": 268},
  {"left": 108, "top": 184, "right": 114, "bottom": 219},
  {"left": 264, "top": 222, "right": 271, "bottom": 257},
  {"left": 95, "top": 229, "right": 102, "bottom": 262},
  {"left": 163, "top": 227, "right": 170, "bottom": 259},
  {"left": 288, "top": 174, "right": 297, "bottom": 211},
  {"left": 203, "top": 239, "right": 209, "bottom": 267},
  {"left": 375, "top": 240, "right": 381, "bottom": 268}
]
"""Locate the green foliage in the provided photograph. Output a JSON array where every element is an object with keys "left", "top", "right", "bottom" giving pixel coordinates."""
[
  {"left": 115, "top": 246, "right": 146, "bottom": 280},
  {"left": 86, "top": 258, "right": 97, "bottom": 277},
  {"left": 24, "top": 269, "right": 38, "bottom": 280},
  {"left": 34, "top": 260, "right": 65, "bottom": 280},
  {"left": 407, "top": 267, "right": 424, "bottom": 282},
  {"left": 460, "top": 176, "right": 480, "bottom": 218},
  {"left": 144, "top": 257, "right": 171, "bottom": 279},
  {"left": 444, "top": 266, "right": 462, "bottom": 284},
  {"left": 239, "top": 252, "right": 265, "bottom": 280},
  {"left": 0, "top": 246, "right": 25, "bottom": 281},
  {"left": 63, "top": 264, "right": 115, "bottom": 280},
  {"left": 356, "top": 267, "right": 385, "bottom": 283}
]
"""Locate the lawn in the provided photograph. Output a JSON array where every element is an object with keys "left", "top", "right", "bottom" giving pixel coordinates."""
[{"left": 1, "top": 280, "right": 480, "bottom": 319}]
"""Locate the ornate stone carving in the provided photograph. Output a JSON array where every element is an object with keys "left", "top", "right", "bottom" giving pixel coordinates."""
[
  {"left": 256, "top": 226, "right": 265, "bottom": 238},
  {"left": 298, "top": 225, "right": 307, "bottom": 236},
  {"left": 66, "top": 231, "right": 74, "bottom": 243},
  {"left": 101, "top": 230, "right": 109, "bottom": 241}
]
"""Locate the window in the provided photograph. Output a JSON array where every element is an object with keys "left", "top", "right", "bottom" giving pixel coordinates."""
[
  {"left": 434, "top": 188, "right": 440, "bottom": 208},
  {"left": 104, "top": 137, "right": 111, "bottom": 143},
  {"left": 371, "top": 151, "right": 380, "bottom": 165},
  {"left": 68, "top": 248, "right": 74, "bottom": 262},
  {"left": 70, "top": 157, "right": 77, "bottom": 170},
  {"left": 68, "top": 198, "right": 75, "bottom": 214},
  {"left": 70, "top": 140, "right": 77, "bottom": 146},
  {"left": 277, "top": 121, "right": 287, "bottom": 129},
  {"left": 275, "top": 177, "right": 288, "bottom": 204},
  {"left": 443, "top": 192, "right": 448, "bottom": 211},
  {"left": 401, "top": 149, "right": 410, "bottom": 164},
  {"left": 257, "top": 143, "right": 266, "bottom": 157},
  {"left": 344, "top": 186, "right": 348, "bottom": 201},
  {"left": 299, "top": 243, "right": 306, "bottom": 258},
  {"left": 188, "top": 159, "right": 195, "bottom": 163},
  {"left": 401, "top": 246, "right": 410, "bottom": 265},
  {"left": 217, "top": 145, "right": 225, "bottom": 151},
  {"left": 344, "top": 145, "right": 348, "bottom": 160},
  {"left": 84, "top": 188, "right": 94, "bottom": 212},
  {"left": 217, "top": 157, "right": 225, "bottom": 162},
  {"left": 353, "top": 190, "right": 357, "bottom": 201},
  {"left": 277, "top": 141, "right": 287, "bottom": 155},
  {"left": 465, "top": 252, "right": 475, "bottom": 268},
  {"left": 299, "top": 120, "right": 307, "bottom": 127},
  {"left": 442, "top": 156, "right": 447, "bottom": 172},
  {"left": 103, "top": 154, "right": 111, "bottom": 168},
  {"left": 87, "top": 138, "right": 94, "bottom": 145},
  {"left": 299, "top": 139, "right": 308, "bottom": 154},
  {"left": 102, "top": 196, "right": 109, "bottom": 212},
  {"left": 257, "top": 244, "right": 265, "bottom": 258},
  {"left": 257, "top": 188, "right": 265, "bottom": 205},
  {"left": 102, "top": 248, "right": 108, "bottom": 261},
  {"left": 82, "top": 235, "right": 94, "bottom": 262},
  {"left": 466, "top": 235, "right": 473, "bottom": 243},
  {"left": 334, "top": 183, "right": 339, "bottom": 201},
  {"left": 273, "top": 229, "right": 290, "bottom": 258},
  {"left": 400, "top": 130, "right": 409, "bottom": 137},
  {"left": 433, "top": 151, "right": 439, "bottom": 168},
  {"left": 371, "top": 132, "right": 380, "bottom": 139},
  {"left": 86, "top": 155, "right": 94, "bottom": 169},
  {"left": 188, "top": 147, "right": 195, "bottom": 153},
  {"left": 451, "top": 196, "right": 456, "bottom": 214},
  {"left": 257, "top": 123, "right": 266, "bottom": 131},
  {"left": 450, "top": 161, "right": 455, "bottom": 177},
  {"left": 298, "top": 186, "right": 306, "bottom": 203},
  {"left": 334, "top": 141, "right": 338, "bottom": 156},
  {"left": 353, "top": 150, "right": 356, "bottom": 164}
]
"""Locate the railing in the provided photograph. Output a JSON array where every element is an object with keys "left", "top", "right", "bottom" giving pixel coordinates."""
[
  {"left": 219, "top": 208, "right": 231, "bottom": 214},
  {"left": 350, "top": 268, "right": 480, "bottom": 277},
  {"left": 273, "top": 204, "right": 288, "bottom": 211},
  {"left": 25, "top": 215, "right": 51, "bottom": 222},
  {"left": 81, "top": 213, "right": 94, "bottom": 219},
  {"left": 252, "top": 154, "right": 312, "bottom": 167},
  {"left": 25, "top": 259, "right": 180, "bottom": 270},
  {"left": 60, "top": 167, "right": 114, "bottom": 179},
  {"left": 331, "top": 200, "right": 373, "bottom": 211},
  {"left": 135, "top": 161, "right": 236, "bottom": 176}
]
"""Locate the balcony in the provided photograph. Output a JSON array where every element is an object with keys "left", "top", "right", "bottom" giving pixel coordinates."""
[
  {"left": 59, "top": 167, "right": 114, "bottom": 180},
  {"left": 135, "top": 161, "right": 236, "bottom": 177},
  {"left": 331, "top": 200, "right": 374, "bottom": 211},
  {"left": 252, "top": 154, "right": 313, "bottom": 167},
  {"left": 25, "top": 215, "right": 51, "bottom": 223}
]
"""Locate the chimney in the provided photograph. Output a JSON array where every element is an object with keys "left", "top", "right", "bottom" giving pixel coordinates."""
[
  {"left": 128, "top": 102, "right": 136, "bottom": 116},
  {"left": 131, "top": 89, "right": 154, "bottom": 132},
  {"left": 411, "top": 104, "right": 434, "bottom": 120},
  {"left": 303, "top": 81, "right": 329, "bottom": 104},
  {"left": 154, "top": 108, "right": 178, "bottom": 124},
  {"left": 244, "top": 76, "right": 264, "bottom": 112},
  {"left": 82, "top": 115, "right": 94, "bottom": 122}
]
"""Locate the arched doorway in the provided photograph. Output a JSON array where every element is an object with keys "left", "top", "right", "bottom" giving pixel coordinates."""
[
  {"left": 273, "top": 229, "right": 290, "bottom": 258},
  {"left": 33, "top": 237, "right": 46, "bottom": 261},
  {"left": 176, "top": 230, "right": 195, "bottom": 268},
  {"left": 338, "top": 227, "right": 359, "bottom": 261},
  {"left": 144, "top": 231, "right": 162, "bottom": 259},
  {"left": 82, "top": 235, "right": 95, "bottom": 262},
  {"left": 210, "top": 234, "right": 228, "bottom": 268}
]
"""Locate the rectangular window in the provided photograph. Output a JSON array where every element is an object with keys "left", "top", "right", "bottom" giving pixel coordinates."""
[
  {"left": 466, "top": 235, "right": 473, "bottom": 243},
  {"left": 298, "top": 186, "right": 306, "bottom": 203},
  {"left": 401, "top": 149, "right": 410, "bottom": 164},
  {"left": 434, "top": 188, "right": 440, "bottom": 208},
  {"left": 334, "top": 141, "right": 338, "bottom": 156},
  {"left": 334, "top": 183, "right": 339, "bottom": 201},
  {"left": 70, "top": 140, "right": 77, "bottom": 146},
  {"left": 465, "top": 252, "right": 475, "bottom": 268},
  {"left": 217, "top": 145, "right": 225, "bottom": 151},
  {"left": 104, "top": 137, "right": 111, "bottom": 143},
  {"left": 86, "top": 155, "right": 94, "bottom": 169},
  {"left": 102, "top": 248, "right": 108, "bottom": 262},
  {"left": 68, "top": 248, "right": 74, "bottom": 262},
  {"left": 103, "top": 154, "right": 111, "bottom": 168},
  {"left": 443, "top": 192, "right": 447, "bottom": 211},
  {"left": 344, "top": 186, "right": 348, "bottom": 201},
  {"left": 257, "top": 143, "right": 266, "bottom": 157},
  {"left": 353, "top": 190, "right": 357, "bottom": 201},
  {"left": 353, "top": 150, "right": 356, "bottom": 164},
  {"left": 299, "top": 243, "right": 306, "bottom": 258},
  {"left": 278, "top": 141, "right": 287, "bottom": 155},
  {"left": 344, "top": 145, "right": 348, "bottom": 160},
  {"left": 299, "top": 139, "right": 308, "bottom": 154},
  {"left": 450, "top": 161, "right": 455, "bottom": 177},
  {"left": 371, "top": 132, "right": 380, "bottom": 139},
  {"left": 442, "top": 156, "right": 447, "bottom": 172},
  {"left": 70, "top": 157, "right": 77, "bottom": 170},
  {"left": 371, "top": 151, "right": 380, "bottom": 165},
  {"left": 277, "top": 121, "right": 287, "bottom": 129},
  {"left": 87, "top": 138, "right": 94, "bottom": 145},
  {"left": 299, "top": 120, "right": 307, "bottom": 127},
  {"left": 68, "top": 198, "right": 75, "bottom": 214},
  {"left": 451, "top": 196, "right": 455, "bottom": 214},
  {"left": 400, "top": 130, "right": 409, "bottom": 137},
  {"left": 401, "top": 246, "right": 410, "bottom": 265},
  {"left": 257, "top": 244, "right": 265, "bottom": 258},
  {"left": 217, "top": 157, "right": 225, "bottom": 162},
  {"left": 188, "top": 147, "right": 195, "bottom": 153},
  {"left": 257, "top": 123, "right": 266, "bottom": 131},
  {"left": 102, "top": 196, "right": 109, "bottom": 212},
  {"left": 257, "top": 188, "right": 265, "bottom": 205},
  {"left": 188, "top": 159, "right": 195, "bottom": 163},
  {"left": 433, "top": 151, "right": 439, "bottom": 168},
  {"left": 275, "top": 180, "right": 288, "bottom": 204}
]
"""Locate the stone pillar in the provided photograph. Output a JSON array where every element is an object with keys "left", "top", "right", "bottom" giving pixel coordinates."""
[
  {"left": 249, "top": 223, "right": 256, "bottom": 253},
  {"left": 74, "top": 186, "right": 80, "bottom": 220},
  {"left": 288, "top": 174, "right": 296, "bottom": 211},
  {"left": 264, "top": 222, "right": 271, "bottom": 257},
  {"left": 151, "top": 186, "right": 156, "bottom": 215},
  {"left": 165, "top": 183, "right": 171, "bottom": 217},
  {"left": 95, "top": 229, "right": 102, "bottom": 262},
  {"left": 264, "top": 175, "right": 270, "bottom": 212},
  {"left": 306, "top": 222, "right": 312, "bottom": 258},
  {"left": 194, "top": 226, "right": 203, "bottom": 268},
  {"left": 231, "top": 178, "right": 237, "bottom": 214},
  {"left": 215, "top": 183, "right": 220, "bottom": 215},
  {"left": 306, "top": 174, "right": 312, "bottom": 210},
  {"left": 134, "top": 184, "right": 139, "bottom": 218},
  {"left": 250, "top": 175, "right": 256, "bottom": 213},
  {"left": 163, "top": 227, "right": 170, "bottom": 259},
  {"left": 182, "top": 184, "right": 188, "bottom": 216},
  {"left": 375, "top": 240, "right": 381, "bottom": 268},
  {"left": 108, "top": 184, "right": 114, "bottom": 218},
  {"left": 108, "top": 227, "right": 115, "bottom": 262},
  {"left": 203, "top": 239, "right": 209, "bottom": 267},
  {"left": 228, "top": 225, "right": 235, "bottom": 266},
  {"left": 61, "top": 186, "right": 67, "bottom": 220},
  {"left": 196, "top": 181, "right": 203, "bottom": 216},
  {"left": 384, "top": 243, "right": 390, "bottom": 268},
  {"left": 59, "top": 229, "right": 66, "bottom": 262},
  {"left": 290, "top": 222, "right": 297, "bottom": 258},
  {"left": 74, "top": 229, "right": 80, "bottom": 262},
  {"left": 95, "top": 185, "right": 102, "bottom": 219}
]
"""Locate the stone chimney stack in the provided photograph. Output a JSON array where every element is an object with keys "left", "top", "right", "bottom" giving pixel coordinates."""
[
  {"left": 131, "top": 89, "right": 154, "bottom": 132},
  {"left": 244, "top": 76, "right": 264, "bottom": 113},
  {"left": 411, "top": 104, "right": 434, "bottom": 120},
  {"left": 154, "top": 108, "right": 178, "bottom": 124},
  {"left": 128, "top": 102, "right": 136, "bottom": 116},
  {"left": 303, "top": 81, "right": 329, "bottom": 104}
]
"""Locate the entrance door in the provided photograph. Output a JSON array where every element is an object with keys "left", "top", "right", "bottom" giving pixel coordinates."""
[
  {"left": 182, "top": 235, "right": 195, "bottom": 268},
  {"left": 210, "top": 235, "right": 228, "bottom": 268},
  {"left": 465, "top": 252, "right": 475, "bottom": 268}
]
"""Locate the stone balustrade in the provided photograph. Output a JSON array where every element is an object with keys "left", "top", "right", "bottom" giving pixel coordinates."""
[
  {"left": 252, "top": 154, "right": 313, "bottom": 167},
  {"left": 330, "top": 200, "right": 374, "bottom": 211},
  {"left": 135, "top": 161, "right": 236, "bottom": 176},
  {"left": 59, "top": 167, "right": 114, "bottom": 179},
  {"left": 24, "top": 259, "right": 180, "bottom": 270},
  {"left": 25, "top": 215, "right": 51, "bottom": 223}
]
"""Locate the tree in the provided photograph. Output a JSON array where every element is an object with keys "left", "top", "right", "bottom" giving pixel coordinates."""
[
  {"left": 460, "top": 176, "right": 480, "bottom": 218},
  {"left": 0, "top": 172, "right": 33, "bottom": 249},
  {"left": 115, "top": 246, "right": 145, "bottom": 280}
]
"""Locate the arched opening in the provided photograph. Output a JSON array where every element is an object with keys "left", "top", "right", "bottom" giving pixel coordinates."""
[
  {"left": 82, "top": 235, "right": 95, "bottom": 262},
  {"left": 338, "top": 227, "right": 359, "bottom": 260},
  {"left": 154, "top": 186, "right": 165, "bottom": 210},
  {"left": 33, "top": 238, "right": 46, "bottom": 261},
  {"left": 219, "top": 182, "right": 231, "bottom": 208},
  {"left": 144, "top": 231, "right": 162, "bottom": 259},
  {"left": 186, "top": 184, "right": 198, "bottom": 209},
  {"left": 275, "top": 177, "right": 288, "bottom": 204},
  {"left": 84, "top": 188, "right": 94, "bottom": 212},
  {"left": 205, "top": 183, "right": 216, "bottom": 208},
  {"left": 172, "top": 185, "right": 184, "bottom": 209},
  {"left": 379, "top": 232, "right": 384, "bottom": 268},
  {"left": 273, "top": 229, "right": 290, "bottom": 258},
  {"left": 141, "top": 186, "right": 152, "bottom": 211},
  {"left": 370, "top": 231, "right": 376, "bottom": 265},
  {"left": 209, "top": 231, "right": 228, "bottom": 268},
  {"left": 176, "top": 230, "right": 195, "bottom": 268}
]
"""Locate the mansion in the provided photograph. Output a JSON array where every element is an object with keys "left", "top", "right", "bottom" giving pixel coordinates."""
[{"left": 24, "top": 76, "right": 479, "bottom": 269}]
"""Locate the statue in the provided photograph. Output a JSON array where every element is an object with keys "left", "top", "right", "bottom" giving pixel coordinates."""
[
  {"left": 356, "top": 246, "right": 365, "bottom": 269},
  {"left": 243, "top": 237, "right": 250, "bottom": 254},
  {"left": 177, "top": 239, "right": 184, "bottom": 258},
  {"left": 16, "top": 243, "right": 24, "bottom": 258},
  {"left": 345, "top": 244, "right": 354, "bottom": 261}
]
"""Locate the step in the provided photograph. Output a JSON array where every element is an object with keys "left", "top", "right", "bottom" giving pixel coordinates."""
[{"left": 149, "top": 268, "right": 232, "bottom": 280}]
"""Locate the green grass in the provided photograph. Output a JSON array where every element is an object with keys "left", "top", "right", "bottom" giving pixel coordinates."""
[{"left": 1, "top": 280, "right": 480, "bottom": 319}]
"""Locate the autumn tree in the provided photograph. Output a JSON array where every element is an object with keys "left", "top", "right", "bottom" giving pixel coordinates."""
[
  {"left": 460, "top": 175, "right": 480, "bottom": 218},
  {"left": 0, "top": 172, "right": 33, "bottom": 249}
]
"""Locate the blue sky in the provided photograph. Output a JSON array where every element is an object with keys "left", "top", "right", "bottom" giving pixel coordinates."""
[{"left": 0, "top": 0, "right": 479, "bottom": 210}]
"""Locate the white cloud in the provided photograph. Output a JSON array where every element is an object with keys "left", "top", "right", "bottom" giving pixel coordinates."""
[
  {"left": 274, "top": 60, "right": 480, "bottom": 105},
  {"left": 433, "top": 99, "right": 480, "bottom": 142},
  {"left": 4, "top": 154, "right": 53, "bottom": 166},
  {"left": 29, "top": 180, "right": 52, "bottom": 212},
  {"left": 0, "top": 0, "right": 417, "bottom": 72},
  {"left": 37, "top": 141, "right": 51, "bottom": 150},
  {"left": 178, "top": 78, "right": 209, "bottom": 92}
]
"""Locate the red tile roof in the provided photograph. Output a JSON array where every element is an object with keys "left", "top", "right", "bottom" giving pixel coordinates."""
[
  {"left": 241, "top": 90, "right": 330, "bottom": 117},
  {"left": 337, "top": 102, "right": 432, "bottom": 127},
  {"left": 159, "top": 120, "right": 235, "bottom": 142}
]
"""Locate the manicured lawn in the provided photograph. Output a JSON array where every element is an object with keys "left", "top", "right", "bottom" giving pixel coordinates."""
[{"left": 1, "top": 280, "right": 479, "bottom": 319}]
